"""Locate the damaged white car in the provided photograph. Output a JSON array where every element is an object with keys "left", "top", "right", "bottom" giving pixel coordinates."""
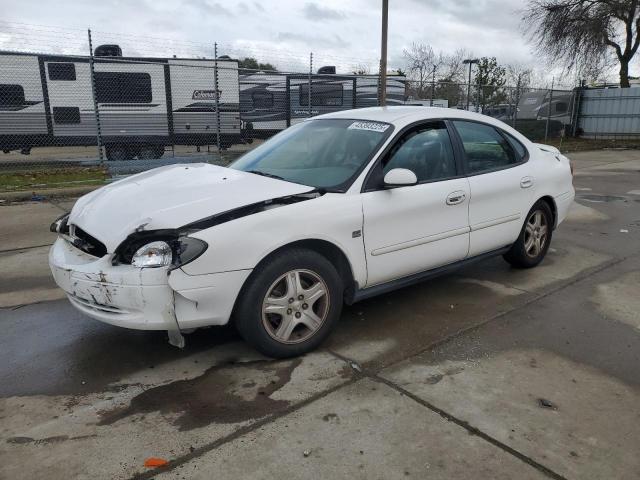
[{"left": 50, "top": 107, "right": 574, "bottom": 357}]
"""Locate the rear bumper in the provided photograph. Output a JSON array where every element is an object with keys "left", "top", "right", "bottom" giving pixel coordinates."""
[
  {"left": 49, "top": 238, "right": 251, "bottom": 332},
  {"left": 555, "top": 187, "right": 575, "bottom": 227}
]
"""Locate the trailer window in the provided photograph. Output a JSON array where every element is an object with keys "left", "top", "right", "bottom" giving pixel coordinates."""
[
  {"left": 53, "top": 107, "right": 81, "bottom": 124},
  {"left": 48, "top": 63, "right": 76, "bottom": 81},
  {"left": 299, "top": 84, "right": 343, "bottom": 106},
  {"left": 555, "top": 102, "right": 568, "bottom": 113},
  {"left": 0, "top": 84, "right": 26, "bottom": 109},
  {"left": 95, "top": 72, "right": 152, "bottom": 104},
  {"left": 252, "top": 91, "right": 273, "bottom": 109}
]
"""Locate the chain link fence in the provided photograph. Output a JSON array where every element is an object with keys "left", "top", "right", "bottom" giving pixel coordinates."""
[
  {"left": 1, "top": 22, "right": 635, "bottom": 195},
  {"left": 404, "top": 80, "right": 575, "bottom": 140}
]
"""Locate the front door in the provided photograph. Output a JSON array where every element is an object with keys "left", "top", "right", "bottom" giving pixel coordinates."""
[{"left": 361, "top": 121, "right": 470, "bottom": 287}]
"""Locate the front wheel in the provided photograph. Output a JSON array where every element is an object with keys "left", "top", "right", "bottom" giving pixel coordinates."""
[
  {"left": 234, "top": 248, "right": 343, "bottom": 358},
  {"left": 504, "top": 200, "right": 553, "bottom": 268}
]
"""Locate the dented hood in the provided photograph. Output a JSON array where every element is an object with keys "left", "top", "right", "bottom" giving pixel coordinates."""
[{"left": 69, "top": 163, "right": 313, "bottom": 252}]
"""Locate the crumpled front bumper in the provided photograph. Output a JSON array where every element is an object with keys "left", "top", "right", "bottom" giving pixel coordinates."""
[
  {"left": 49, "top": 237, "right": 179, "bottom": 332},
  {"left": 49, "top": 238, "right": 252, "bottom": 346}
]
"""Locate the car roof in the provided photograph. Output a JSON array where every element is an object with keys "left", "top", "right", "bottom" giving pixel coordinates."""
[{"left": 311, "top": 106, "right": 514, "bottom": 131}]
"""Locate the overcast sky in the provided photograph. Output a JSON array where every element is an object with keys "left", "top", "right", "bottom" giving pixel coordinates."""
[{"left": 0, "top": 0, "right": 596, "bottom": 82}]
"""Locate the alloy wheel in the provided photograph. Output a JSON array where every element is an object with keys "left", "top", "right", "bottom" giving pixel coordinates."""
[
  {"left": 524, "top": 210, "right": 548, "bottom": 258},
  {"left": 261, "top": 269, "right": 330, "bottom": 344}
]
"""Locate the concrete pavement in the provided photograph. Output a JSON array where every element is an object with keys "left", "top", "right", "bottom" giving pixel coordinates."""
[{"left": 0, "top": 149, "right": 639, "bottom": 479}]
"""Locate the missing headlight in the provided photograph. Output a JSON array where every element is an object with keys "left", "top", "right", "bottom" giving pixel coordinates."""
[{"left": 50, "top": 212, "right": 70, "bottom": 234}]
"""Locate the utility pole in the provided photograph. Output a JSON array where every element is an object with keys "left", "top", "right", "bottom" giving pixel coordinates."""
[
  {"left": 379, "top": 0, "right": 388, "bottom": 106},
  {"left": 463, "top": 58, "right": 478, "bottom": 111}
]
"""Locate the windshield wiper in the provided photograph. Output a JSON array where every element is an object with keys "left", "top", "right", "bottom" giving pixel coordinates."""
[{"left": 246, "top": 170, "right": 286, "bottom": 181}]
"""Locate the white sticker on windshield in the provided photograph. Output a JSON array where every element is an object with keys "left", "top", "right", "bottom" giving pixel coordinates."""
[{"left": 348, "top": 121, "right": 390, "bottom": 133}]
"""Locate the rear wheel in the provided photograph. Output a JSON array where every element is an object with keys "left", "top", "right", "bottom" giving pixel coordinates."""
[
  {"left": 137, "top": 145, "right": 164, "bottom": 160},
  {"left": 504, "top": 200, "right": 553, "bottom": 268},
  {"left": 105, "top": 145, "right": 132, "bottom": 161},
  {"left": 234, "top": 248, "right": 343, "bottom": 358}
]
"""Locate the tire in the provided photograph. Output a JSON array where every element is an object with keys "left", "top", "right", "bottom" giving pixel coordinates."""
[
  {"left": 137, "top": 145, "right": 157, "bottom": 160},
  {"left": 105, "top": 145, "right": 131, "bottom": 161},
  {"left": 234, "top": 248, "right": 343, "bottom": 358},
  {"left": 504, "top": 200, "right": 553, "bottom": 268}
]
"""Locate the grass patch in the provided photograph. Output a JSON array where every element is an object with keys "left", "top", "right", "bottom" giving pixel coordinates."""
[
  {"left": 0, "top": 167, "right": 108, "bottom": 192},
  {"left": 545, "top": 137, "right": 640, "bottom": 153}
]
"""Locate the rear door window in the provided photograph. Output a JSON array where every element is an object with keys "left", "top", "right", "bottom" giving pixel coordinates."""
[{"left": 452, "top": 120, "right": 519, "bottom": 174}]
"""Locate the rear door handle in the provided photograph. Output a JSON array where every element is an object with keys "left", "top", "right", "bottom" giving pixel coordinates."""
[
  {"left": 520, "top": 176, "right": 534, "bottom": 188},
  {"left": 446, "top": 191, "right": 466, "bottom": 205}
]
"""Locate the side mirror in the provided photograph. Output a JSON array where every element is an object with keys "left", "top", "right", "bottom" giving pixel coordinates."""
[{"left": 383, "top": 168, "right": 418, "bottom": 188}]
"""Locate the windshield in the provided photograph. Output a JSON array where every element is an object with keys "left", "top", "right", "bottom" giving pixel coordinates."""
[{"left": 230, "top": 119, "right": 392, "bottom": 190}]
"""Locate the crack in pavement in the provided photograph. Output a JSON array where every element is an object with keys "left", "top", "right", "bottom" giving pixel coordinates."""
[
  {"left": 0, "top": 243, "right": 54, "bottom": 254},
  {"left": 127, "top": 253, "right": 635, "bottom": 479},
  {"left": 128, "top": 376, "right": 359, "bottom": 480}
]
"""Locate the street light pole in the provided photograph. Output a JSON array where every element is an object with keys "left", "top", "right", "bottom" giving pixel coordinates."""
[
  {"left": 463, "top": 58, "right": 479, "bottom": 111},
  {"left": 379, "top": 0, "right": 388, "bottom": 106}
]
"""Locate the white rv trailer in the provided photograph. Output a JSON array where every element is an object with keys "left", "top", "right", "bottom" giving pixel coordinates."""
[
  {"left": 517, "top": 90, "right": 574, "bottom": 125},
  {"left": 0, "top": 50, "right": 242, "bottom": 160},
  {"left": 239, "top": 71, "right": 406, "bottom": 136}
]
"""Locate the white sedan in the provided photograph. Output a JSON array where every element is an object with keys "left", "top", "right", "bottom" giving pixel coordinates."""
[{"left": 49, "top": 107, "right": 574, "bottom": 357}]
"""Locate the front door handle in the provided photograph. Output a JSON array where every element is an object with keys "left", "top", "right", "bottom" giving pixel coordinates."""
[
  {"left": 520, "top": 176, "right": 534, "bottom": 188},
  {"left": 446, "top": 191, "right": 466, "bottom": 205}
]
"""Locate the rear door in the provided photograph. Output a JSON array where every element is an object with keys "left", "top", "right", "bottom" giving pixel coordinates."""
[
  {"left": 451, "top": 120, "right": 533, "bottom": 256},
  {"left": 361, "top": 121, "right": 470, "bottom": 286}
]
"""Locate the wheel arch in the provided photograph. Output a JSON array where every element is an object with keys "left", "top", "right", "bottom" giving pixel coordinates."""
[
  {"left": 537, "top": 195, "right": 558, "bottom": 229},
  {"left": 233, "top": 238, "right": 358, "bottom": 316}
]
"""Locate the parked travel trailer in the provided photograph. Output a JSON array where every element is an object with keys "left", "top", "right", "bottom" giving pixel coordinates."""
[
  {"left": 517, "top": 90, "right": 574, "bottom": 125},
  {"left": 239, "top": 69, "right": 406, "bottom": 137},
  {"left": 0, "top": 49, "right": 242, "bottom": 159},
  {"left": 403, "top": 99, "right": 449, "bottom": 108}
]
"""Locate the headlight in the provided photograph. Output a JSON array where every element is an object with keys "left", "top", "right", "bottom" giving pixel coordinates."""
[
  {"left": 131, "top": 241, "right": 172, "bottom": 268},
  {"left": 127, "top": 237, "right": 207, "bottom": 269}
]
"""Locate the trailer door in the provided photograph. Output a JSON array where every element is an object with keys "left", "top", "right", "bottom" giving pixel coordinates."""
[{"left": 45, "top": 59, "right": 95, "bottom": 139}]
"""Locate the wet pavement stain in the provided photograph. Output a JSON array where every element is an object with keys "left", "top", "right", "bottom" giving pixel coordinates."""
[
  {"left": 578, "top": 194, "right": 628, "bottom": 203},
  {"left": 97, "top": 358, "right": 302, "bottom": 431}
]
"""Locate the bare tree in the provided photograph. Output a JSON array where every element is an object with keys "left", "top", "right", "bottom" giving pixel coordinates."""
[
  {"left": 506, "top": 63, "right": 532, "bottom": 89},
  {"left": 524, "top": 0, "right": 640, "bottom": 87},
  {"left": 402, "top": 42, "right": 442, "bottom": 98},
  {"left": 351, "top": 63, "right": 371, "bottom": 75},
  {"left": 440, "top": 48, "right": 472, "bottom": 83}
]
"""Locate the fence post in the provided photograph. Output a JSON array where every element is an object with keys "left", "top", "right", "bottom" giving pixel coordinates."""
[
  {"left": 513, "top": 77, "right": 520, "bottom": 128},
  {"left": 214, "top": 42, "right": 222, "bottom": 159},
  {"left": 544, "top": 77, "right": 555, "bottom": 142},
  {"left": 430, "top": 65, "right": 435, "bottom": 107},
  {"left": 87, "top": 29, "right": 104, "bottom": 162},
  {"left": 308, "top": 52, "right": 313, "bottom": 117}
]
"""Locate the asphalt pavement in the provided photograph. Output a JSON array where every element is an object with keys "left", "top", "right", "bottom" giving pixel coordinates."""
[{"left": 0, "top": 149, "right": 639, "bottom": 479}]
